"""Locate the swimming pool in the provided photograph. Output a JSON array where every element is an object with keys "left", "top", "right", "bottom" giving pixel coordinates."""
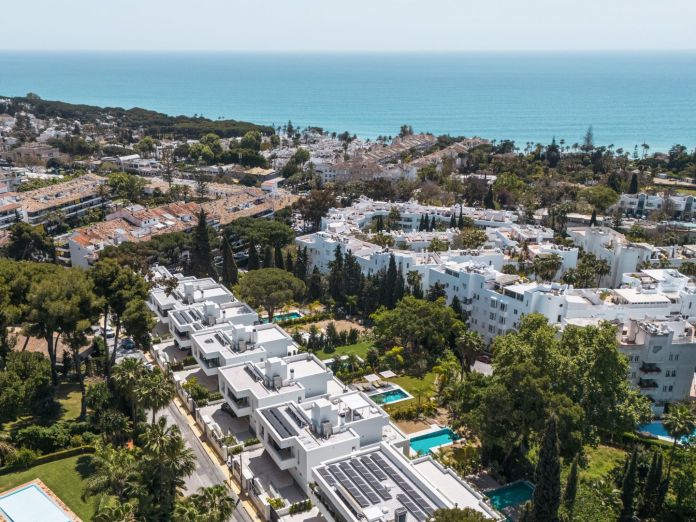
[
  {"left": 262, "top": 311, "right": 303, "bottom": 323},
  {"left": 639, "top": 421, "right": 696, "bottom": 443},
  {"left": 370, "top": 388, "right": 410, "bottom": 405},
  {"left": 0, "top": 482, "right": 72, "bottom": 522},
  {"left": 410, "top": 428, "right": 460, "bottom": 455},
  {"left": 487, "top": 481, "right": 535, "bottom": 512}
]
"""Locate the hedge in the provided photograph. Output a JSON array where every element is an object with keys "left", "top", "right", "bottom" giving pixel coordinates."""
[{"left": 0, "top": 446, "right": 95, "bottom": 475}]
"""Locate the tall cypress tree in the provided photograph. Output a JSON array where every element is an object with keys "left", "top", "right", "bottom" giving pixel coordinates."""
[
  {"left": 284, "top": 251, "right": 294, "bottom": 274},
  {"left": 449, "top": 212, "right": 456, "bottom": 228},
  {"left": 221, "top": 237, "right": 238, "bottom": 286},
  {"left": 262, "top": 244, "right": 273, "bottom": 268},
  {"left": 619, "top": 449, "right": 638, "bottom": 522},
  {"left": 589, "top": 209, "right": 597, "bottom": 227},
  {"left": 308, "top": 266, "right": 324, "bottom": 300},
  {"left": 190, "top": 209, "right": 212, "bottom": 277},
  {"left": 531, "top": 414, "right": 561, "bottom": 522},
  {"left": 484, "top": 186, "right": 495, "bottom": 209},
  {"left": 394, "top": 267, "right": 406, "bottom": 304},
  {"left": 294, "top": 246, "right": 308, "bottom": 281},
  {"left": 418, "top": 214, "right": 426, "bottom": 232},
  {"left": 628, "top": 172, "right": 639, "bottom": 194},
  {"left": 563, "top": 454, "right": 579, "bottom": 517},
  {"left": 328, "top": 245, "right": 344, "bottom": 304},
  {"left": 375, "top": 214, "right": 384, "bottom": 232},
  {"left": 430, "top": 215, "right": 437, "bottom": 231},
  {"left": 450, "top": 295, "right": 463, "bottom": 318},
  {"left": 457, "top": 209, "right": 464, "bottom": 229},
  {"left": 247, "top": 238, "right": 260, "bottom": 270},
  {"left": 274, "top": 244, "right": 285, "bottom": 270},
  {"left": 640, "top": 451, "right": 664, "bottom": 518},
  {"left": 385, "top": 254, "right": 398, "bottom": 308}
]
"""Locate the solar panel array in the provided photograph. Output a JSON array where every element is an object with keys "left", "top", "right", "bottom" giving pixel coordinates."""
[
  {"left": 371, "top": 453, "right": 435, "bottom": 518},
  {"left": 261, "top": 407, "right": 297, "bottom": 439},
  {"left": 351, "top": 458, "right": 391, "bottom": 500},
  {"left": 328, "top": 465, "right": 370, "bottom": 508},
  {"left": 339, "top": 462, "right": 380, "bottom": 504},
  {"left": 316, "top": 467, "right": 337, "bottom": 486},
  {"left": 397, "top": 493, "right": 426, "bottom": 521}
]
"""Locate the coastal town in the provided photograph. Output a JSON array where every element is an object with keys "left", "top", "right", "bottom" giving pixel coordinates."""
[{"left": 0, "top": 92, "right": 695, "bottom": 522}]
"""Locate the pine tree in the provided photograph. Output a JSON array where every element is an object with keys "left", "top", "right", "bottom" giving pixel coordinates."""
[
  {"left": 308, "top": 266, "right": 323, "bottom": 300},
  {"left": 619, "top": 449, "right": 638, "bottom": 522},
  {"left": 531, "top": 414, "right": 561, "bottom": 522},
  {"left": 628, "top": 172, "right": 639, "bottom": 194},
  {"left": 484, "top": 187, "right": 495, "bottom": 209},
  {"left": 247, "top": 238, "right": 260, "bottom": 270},
  {"left": 284, "top": 251, "right": 294, "bottom": 274},
  {"left": 563, "top": 454, "right": 579, "bottom": 517},
  {"left": 274, "top": 245, "right": 284, "bottom": 270},
  {"left": 262, "top": 244, "right": 273, "bottom": 268},
  {"left": 375, "top": 214, "right": 384, "bottom": 232},
  {"left": 589, "top": 209, "right": 597, "bottom": 227},
  {"left": 394, "top": 267, "right": 406, "bottom": 304},
  {"left": 344, "top": 250, "right": 363, "bottom": 298},
  {"left": 221, "top": 238, "right": 238, "bottom": 286},
  {"left": 190, "top": 209, "right": 212, "bottom": 277}
]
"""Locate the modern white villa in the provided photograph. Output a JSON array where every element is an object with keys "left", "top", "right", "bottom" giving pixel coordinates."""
[{"left": 149, "top": 266, "right": 503, "bottom": 522}]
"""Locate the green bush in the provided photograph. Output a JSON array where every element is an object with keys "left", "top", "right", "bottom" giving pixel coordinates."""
[
  {"left": 289, "top": 499, "right": 312, "bottom": 514},
  {"left": 268, "top": 497, "right": 285, "bottom": 510},
  {"left": 243, "top": 437, "right": 260, "bottom": 447},
  {"left": 182, "top": 355, "right": 197, "bottom": 367},
  {"left": 183, "top": 377, "right": 210, "bottom": 404},
  {"left": 209, "top": 391, "right": 223, "bottom": 402},
  {"left": 13, "top": 423, "right": 72, "bottom": 454},
  {"left": 229, "top": 445, "right": 244, "bottom": 455},
  {"left": 6, "top": 448, "right": 38, "bottom": 469}
]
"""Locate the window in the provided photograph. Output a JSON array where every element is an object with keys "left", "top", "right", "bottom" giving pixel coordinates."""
[
  {"left": 669, "top": 385, "right": 673, "bottom": 392},
  {"left": 663, "top": 385, "right": 667, "bottom": 392},
  {"left": 631, "top": 372, "right": 636, "bottom": 378},
  {"left": 669, "top": 354, "right": 673, "bottom": 361},
  {"left": 557, "top": 315, "right": 562, "bottom": 323},
  {"left": 490, "top": 312, "right": 496, "bottom": 320}
]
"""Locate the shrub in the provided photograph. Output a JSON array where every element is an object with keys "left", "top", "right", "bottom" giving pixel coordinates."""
[
  {"left": 229, "top": 445, "right": 244, "bottom": 455},
  {"left": 244, "top": 437, "right": 260, "bottom": 447},
  {"left": 7, "top": 448, "right": 38, "bottom": 469},
  {"left": 222, "top": 435, "right": 238, "bottom": 446},
  {"left": 209, "top": 391, "right": 223, "bottom": 402},
  {"left": 182, "top": 355, "right": 197, "bottom": 367},
  {"left": 13, "top": 423, "right": 72, "bottom": 454},
  {"left": 289, "top": 499, "right": 312, "bottom": 514},
  {"left": 170, "top": 361, "right": 183, "bottom": 371},
  {"left": 268, "top": 497, "right": 285, "bottom": 510},
  {"left": 183, "top": 377, "right": 210, "bottom": 404}
]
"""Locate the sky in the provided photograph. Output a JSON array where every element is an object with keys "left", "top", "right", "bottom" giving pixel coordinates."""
[{"left": 2, "top": 0, "right": 696, "bottom": 52}]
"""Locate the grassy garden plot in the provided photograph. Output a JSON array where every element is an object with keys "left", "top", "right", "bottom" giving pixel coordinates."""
[{"left": 0, "top": 455, "right": 96, "bottom": 520}]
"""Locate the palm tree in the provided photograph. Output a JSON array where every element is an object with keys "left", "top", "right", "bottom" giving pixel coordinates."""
[
  {"left": 112, "top": 358, "right": 146, "bottom": 424},
  {"left": 594, "top": 258, "right": 611, "bottom": 288},
  {"left": 140, "top": 418, "right": 197, "bottom": 515},
  {"left": 455, "top": 330, "right": 484, "bottom": 378},
  {"left": 663, "top": 403, "right": 696, "bottom": 479},
  {"left": 64, "top": 324, "right": 90, "bottom": 418},
  {"left": 173, "top": 499, "right": 202, "bottom": 522},
  {"left": 94, "top": 501, "right": 138, "bottom": 522},
  {"left": 136, "top": 369, "right": 174, "bottom": 424},
  {"left": 190, "top": 484, "right": 236, "bottom": 522},
  {"left": 83, "top": 443, "right": 142, "bottom": 502},
  {"left": 345, "top": 294, "right": 358, "bottom": 317}
]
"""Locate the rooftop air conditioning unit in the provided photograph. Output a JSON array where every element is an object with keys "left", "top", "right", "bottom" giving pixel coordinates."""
[
  {"left": 273, "top": 375, "right": 283, "bottom": 389},
  {"left": 321, "top": 420, "right": 333, "bottom": 438}
]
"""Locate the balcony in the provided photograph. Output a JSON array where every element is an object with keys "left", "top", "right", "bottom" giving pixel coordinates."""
[
  {"left": 638, "top": 378, "right": 659, "bottom": 389},
  {"left": 640, "top": 363, "right": 661, "bottom": 374}
]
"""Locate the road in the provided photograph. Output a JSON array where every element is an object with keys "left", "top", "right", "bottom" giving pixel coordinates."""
[{"left": 158, "top": 402, "right": 254, "bottom": 522}]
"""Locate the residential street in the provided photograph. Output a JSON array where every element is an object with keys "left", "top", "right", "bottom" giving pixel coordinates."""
[{"left": 158, "top": 402, "right": 254, "bottom": 522}]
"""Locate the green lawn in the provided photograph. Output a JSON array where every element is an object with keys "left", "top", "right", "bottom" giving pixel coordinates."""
[
  {"left": 390, "top": 371, "right": 437, "bottom": 398},
  {"left": 1, "top": 383, "right": 83, "bottom": 434},
  {"left": 580, "top": 445, "right": 626, "bottom": 481},
  {"left": 0, "top": 455, "right": 96, "bottom": 520},
  {"left": 317, "top": 341, "right": 373, "bottom": 361}
]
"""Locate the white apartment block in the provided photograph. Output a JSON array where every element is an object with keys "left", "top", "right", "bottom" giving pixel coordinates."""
[{"left": 617, "top": 192, "right": 696, "bottom": 219}]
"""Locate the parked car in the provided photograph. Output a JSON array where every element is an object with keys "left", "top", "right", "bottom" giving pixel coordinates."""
[
  {"left": 100, "top": 327, "right": 116, "bottom": 339},
  {"left": 120, "top": 338, "right": 136, "bottom": 350},
  {"left": 221, "top": 402, "right": 236, "bottom": 417}
]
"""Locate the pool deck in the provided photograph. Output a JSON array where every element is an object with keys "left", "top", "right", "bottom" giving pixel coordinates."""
[
  {"left": 0, "top": 479, "right": 81, "bottom": 522},
  {"left": 363, "top": 383, "right": 413, "bottom": 405}
]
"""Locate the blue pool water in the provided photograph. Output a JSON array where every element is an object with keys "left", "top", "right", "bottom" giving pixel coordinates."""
[
  {"left": 371, "top": 388, "right": 410, "bottom": 405},
  {"left": 410, "top": 428, "right": 461, "bottom": 455},
  {"left": 0, "top": 483, "right": 71, "bottom": 522},
  {"left": 640, "top": 421, "right": 696, "bottom": 443},
  {"left": 487, "top": 481, "right": 535, "bottom": 512},
  {"left": 262, "top": 312, "right": 302, "bottom": 323}
]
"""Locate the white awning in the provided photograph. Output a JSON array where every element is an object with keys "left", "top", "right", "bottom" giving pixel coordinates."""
[
  {"left": 379, "top": 370, "right": 397, "bottom": 379},
  {"left": 364, "top": 373, "right": 380, "bottom": 382}
]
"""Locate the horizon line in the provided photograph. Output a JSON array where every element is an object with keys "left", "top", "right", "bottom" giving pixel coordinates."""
[{"left": 2, "top": 48, "right": 696, "bottom": 54}]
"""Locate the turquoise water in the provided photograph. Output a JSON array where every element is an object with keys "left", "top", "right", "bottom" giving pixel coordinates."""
[
  {"left": 262, "top": 311, "right": 302, "bottom": 323},
  {"left": 487, "top": 481, "right": 535, "bottom": 512},
  {"left": 0, "top": 483, "right": 71, "bottom": 522},
  {"left": 640, "top": 421, "right": 696, "bottom": 443},
  {"left": 410, "top": 428, "right": 460, "bottom": 454},
  {"left": 371, "top": 388, "right": 410, "bottom": 405},
  {"left": 1, "top": 52, "right": 695, "bottom": 150}
]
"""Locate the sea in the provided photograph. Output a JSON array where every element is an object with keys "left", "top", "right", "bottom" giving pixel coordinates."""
[{"left": 0, "top": 51, "right": 695, "bottom": 152}]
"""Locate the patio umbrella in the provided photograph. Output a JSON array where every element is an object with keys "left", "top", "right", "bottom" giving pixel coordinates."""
[
  {"left": 379, "top": 370, "right": 397, "bottom": 379},
  {"left": 364, "top": 373, "right": 380, "bottom": 382}
]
